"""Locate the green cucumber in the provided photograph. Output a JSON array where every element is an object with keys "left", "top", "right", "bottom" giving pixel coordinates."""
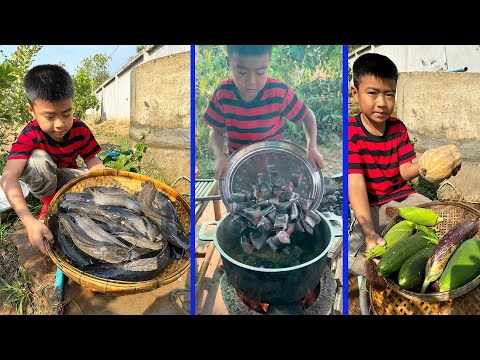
[
  {"left": 398, "top": 244, "right": 436, "bottom": 290},
  {"left": 365, "top": 220, "right": 415, "bottom": 259},
  {"left": 377, "top": 231, "right": 430, "bottom": 277},
  {"left": 438, "top": 237, "right": 480, "bottom": 292}
]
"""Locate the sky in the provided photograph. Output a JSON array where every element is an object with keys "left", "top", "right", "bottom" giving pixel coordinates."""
[{"left": 0, "top": 45, "right": 140, "bottom": 76}]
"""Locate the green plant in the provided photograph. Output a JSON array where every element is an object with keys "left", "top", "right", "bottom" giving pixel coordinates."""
[
  {"left": 0, "top": 46, "right": 43, "bottom": 149},
  {"left": 99, "top": 132, "right": 149, "bottom": 172},
  {"left": 0, "top": 46, "right": 43, "bottom": 124},
  {"left": 0, "top": 222, "right": 14, "bottom": 244},
  {"left": 0, "top": 266, "right": 33, "bottom": 315},
  {"left": 72, "top": 54, "right": 111, "bottom": 120}
]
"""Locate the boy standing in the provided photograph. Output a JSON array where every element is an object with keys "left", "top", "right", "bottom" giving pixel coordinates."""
[
  {"left": 347, "top": 53, "right": 431, "bottom": 276},
  {"left": 1, "top": 64, "right": 106, "bottom": 255},
  {"left": 202, "top": 45, "right": 325, "bottom": 179}
]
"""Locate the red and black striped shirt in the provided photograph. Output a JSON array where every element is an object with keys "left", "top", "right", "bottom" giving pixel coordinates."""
[
  {"left": 348, "top": 114, "right": 416, "bottom": 206},
  {"left": 202, "top": 77, "right": 308, "bottom": 153},
  {"left": 8, "top": 119, "right": 101, "bottom": 169}
]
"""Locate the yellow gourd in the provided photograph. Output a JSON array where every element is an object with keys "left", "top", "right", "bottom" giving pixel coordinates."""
[{"left": 418, "top": 144, "right": 462, "bottom": 182}]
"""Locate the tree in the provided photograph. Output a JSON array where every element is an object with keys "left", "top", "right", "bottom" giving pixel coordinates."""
[
  {"left": 72, "top": 54, "right": 111, "bottom": 119},
  {"left": 0, "top": 45, "right": 43, "bottom": 124},
  {"left": 0, "top": 45, "right": 43, "bottom": 148}
]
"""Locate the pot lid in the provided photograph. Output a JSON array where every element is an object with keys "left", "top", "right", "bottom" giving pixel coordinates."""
[{"left": 219, "top": 140, "right": 324, "bottom": 213}]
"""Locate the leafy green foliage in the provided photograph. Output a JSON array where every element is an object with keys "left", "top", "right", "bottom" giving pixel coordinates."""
[
  {"left": 0, "top": 45, "right": 43, "bottom": 124},
  {"left": 0, "top": 46, "right": 43, "bottom": 149},
  {"left": 72, "top": 54, "right": 111, "bottom": 119},
  {"left": 73, "top": 67, "right": 100, "bottom": 120},
  {"left": 99, "top": 132, "right": 148, "bottom": 172},
  {"left": 80, "top": 54, "right": 111, "bottom": 90}
]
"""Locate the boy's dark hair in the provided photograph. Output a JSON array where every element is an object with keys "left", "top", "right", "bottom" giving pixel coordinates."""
[
  {"left": 352, "top": 53, "right": 398, "bottom": 89},
  {"left": 23, "top": 64, "right": 74, "bottom": 106},
  {"left": 226, "top": 45, "right": 273, "bottom": 58}
]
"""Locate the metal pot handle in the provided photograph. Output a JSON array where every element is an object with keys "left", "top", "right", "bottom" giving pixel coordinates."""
[
  {"left": 198, "top": 221, "right": 219, "bottom": 241},
  {"left": 325, "top": 218, "right": 343, "bottom": 238}
]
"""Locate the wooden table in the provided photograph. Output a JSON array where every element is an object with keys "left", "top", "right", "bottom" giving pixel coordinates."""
[{"left": 194, "top": 179, "right": 223, "bottom": 304}]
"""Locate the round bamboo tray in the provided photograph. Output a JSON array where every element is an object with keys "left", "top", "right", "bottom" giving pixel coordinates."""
[
  {"left": 378, "top": 201, "right": 480, "bottom": 304},
  {"left": 44, "top": 169, "right": 191, "bottom": 295}
]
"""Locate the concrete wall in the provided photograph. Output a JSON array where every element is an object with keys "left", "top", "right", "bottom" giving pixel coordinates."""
[
  {"left": 397, "top": 72, "right": 480, "bottom": 201},
  {"left": 95, "top": 45, "right": 190, "bottom": 123},
  {"left": 130, "top": 51, "right": 190, "bottom": 183},
  {"left": 348, "top": 45, "right": 480, "bottom": 73}
]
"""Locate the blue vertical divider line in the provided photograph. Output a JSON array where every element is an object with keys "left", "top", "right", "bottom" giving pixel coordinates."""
[
  {"left": 342, "top": 44, "right": 349, "bottom": 315},
  {"left": 189, "top": 44, "right": 194, "bottom": 315}
]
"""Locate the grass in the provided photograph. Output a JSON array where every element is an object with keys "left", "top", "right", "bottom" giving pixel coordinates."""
[
  {"left": 86, "top": 120, "right": 131, "bottom": 149},
  {"left": 0, "top": 266, "right": 33, "bottom": 315},
  {"left": 0, "top": 217, "right": 35, "bottom": 314}
]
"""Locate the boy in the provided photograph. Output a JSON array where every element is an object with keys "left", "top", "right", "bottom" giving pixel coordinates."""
[
  {"left": 202, "top": 45, "right": 325, "bottom": 179},
  {"left": 347, "top": 53, "right": 431, "bottom": 276},
  {"left": 1, "top": 64, "right": 106, "bottom": 256}
]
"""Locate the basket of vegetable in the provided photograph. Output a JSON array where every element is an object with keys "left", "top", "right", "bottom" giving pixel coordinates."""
[{"left": 369, "top": 201, "right": 480, "bottom": 305}]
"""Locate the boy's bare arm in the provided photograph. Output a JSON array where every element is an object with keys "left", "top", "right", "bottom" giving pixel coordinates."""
[
  {"left": 1, "top": 159, "right": 53, "bottom": 255},
  {"left": 348, "top": 173, "right": 386, "bottom": 252},
  {"left": 302, "top": 108, "right": 324, "bottom": 171},
  {"left": 399, "top": 161, "right": 420, "bottom": 181},
  {"left": 209, "top": 127, "right": 227, "bottom": 180},
  {"left": 85, "top": 155, "right": 107, "bottom": 171}
]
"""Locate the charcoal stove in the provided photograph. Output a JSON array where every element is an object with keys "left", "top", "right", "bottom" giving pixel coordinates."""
[
  {"left": 220, "top": 264, "right": 337, "bottom": 315},
  {"left": 198, "top": 140, "right": 341, "bottom": 312}
]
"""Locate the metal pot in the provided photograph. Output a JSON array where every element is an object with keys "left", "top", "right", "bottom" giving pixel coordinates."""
[
  {"left": 219, "top": 140, "right": 324, "bottom": 213},
  {"left": 198, "top": 211, "right": 337, "bottom": 304}
]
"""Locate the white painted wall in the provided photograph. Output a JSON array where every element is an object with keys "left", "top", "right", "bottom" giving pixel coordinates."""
[
  {"left": 95, "top": 45, "right": 190, "bottom": 123},
  {"left": 348, "top": 45, "right": 480, "bottom": 74}
]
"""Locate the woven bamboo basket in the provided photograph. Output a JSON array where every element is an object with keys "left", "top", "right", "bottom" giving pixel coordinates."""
[
  {"left": 44, "top": 169, "right": 191, "bottom": 295},
  {"left": 369, "top": 281, "right": 480, "bottom": 315},
  {"left": 369, "top": 201, "right": 480, "bottom": 313}
]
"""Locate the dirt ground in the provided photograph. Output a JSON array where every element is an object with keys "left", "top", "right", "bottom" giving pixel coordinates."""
[
  {"left": 318, "top": 142, "right": 342, "bottom": 177},
  {"left": 348, "top": 273, "right": 361, "bottom": 315}
]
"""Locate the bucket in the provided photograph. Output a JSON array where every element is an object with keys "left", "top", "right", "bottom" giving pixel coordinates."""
[{"left": 0, "top": 175, "right": 30, "bottom": 221}]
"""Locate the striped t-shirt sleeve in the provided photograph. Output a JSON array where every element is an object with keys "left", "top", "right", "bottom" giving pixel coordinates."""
[
  {"left": 397, "top": 129, "right": 416, "bottom": 165},
  {"left": 202, "top": 90, "right": 226, "bottom": 131},
  {"left": 280, "top": 87, "right": 308, "bottom": 124},
  {"left": 78, "top": 125, "right": 101, "bottom": 161},
  {"left": 348, "top": 135, "right": 363, "bottom": 174},
  {"left": 8, "top": 127, "right": 35, "bottom": 160}
]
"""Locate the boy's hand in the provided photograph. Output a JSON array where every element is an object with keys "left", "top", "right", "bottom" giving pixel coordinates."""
[
  {"left": 365, "top": 233, "right": 386, "bottom": 264},
  {"left": 214, "top": 156, "right": 227, "bottom": 180},
  {"left": 24, "top": 218, "right": 54, "bottom": 256},
  {"left": 306, "top": 147, "right": 325, "bottom": 171}
]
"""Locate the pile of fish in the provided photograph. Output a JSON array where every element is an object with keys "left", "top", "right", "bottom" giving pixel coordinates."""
[
  {"left": 227, "top": 164, "right": 322, "bottom": 268},
  {"left": 49, "top": 180, "right": 190, "bottom": 282}
]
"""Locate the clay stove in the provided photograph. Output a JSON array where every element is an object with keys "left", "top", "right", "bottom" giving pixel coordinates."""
[{"left": 220, "top": 265, "right": 337, "bottom": 315}]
